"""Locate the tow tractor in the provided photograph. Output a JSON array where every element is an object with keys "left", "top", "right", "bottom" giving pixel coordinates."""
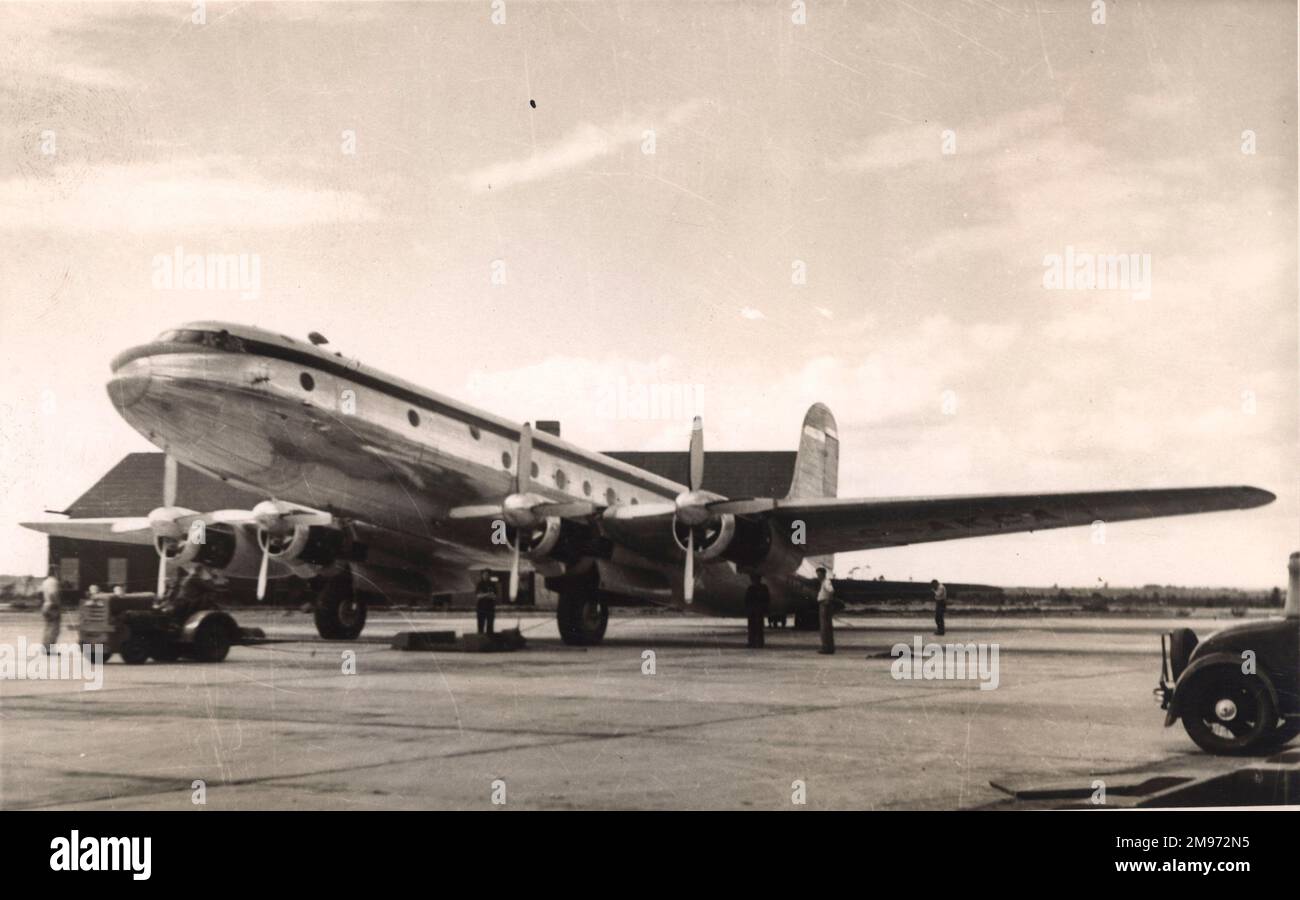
[
  {"left": 78, "top": 590, "right": 259, "bottom": 664},
  {"left": 1155, "top": 552, "right": 1300, "bottom": 755}
]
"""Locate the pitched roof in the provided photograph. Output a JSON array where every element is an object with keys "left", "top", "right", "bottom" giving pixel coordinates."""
[
  {"left": 64, "top": 453, "right": 263, "bottom": 517},
  {"left": 65, "top": 450, "right": 799, "bottom": 518}
]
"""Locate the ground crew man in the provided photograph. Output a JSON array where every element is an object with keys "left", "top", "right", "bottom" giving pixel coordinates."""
[
  {"left": 931, "top": 579, "right": 947, "bottom": 636},
  {"left": 475, "top": 569, "right": 497, "bottom": 635},
  {"left": 816, "top": 566, "right": 835, "bottom": 654},
  {"left": 39, "top": 566, "right": 61, "bottom": 655},
  {"left": 160, "top": 565, "right": 217, "bottom": 621},
  {"left": 744, "top": 573, "right": 770, "bottom": 648}
]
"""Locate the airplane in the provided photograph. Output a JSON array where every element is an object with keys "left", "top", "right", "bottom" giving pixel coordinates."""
[{"left": 22, "top": 321, "right": 1276, "bottom": 644}]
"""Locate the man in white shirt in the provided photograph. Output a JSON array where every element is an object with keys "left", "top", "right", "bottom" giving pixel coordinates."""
[
  {"left": 816, "top": 567, "right": 835, "bottom": 655},
  {"left": 931, "top": 579, "right": 947, "bottom": 636},
  {"left": 39, "top": 566, "right": 62, "bottom": 655}
]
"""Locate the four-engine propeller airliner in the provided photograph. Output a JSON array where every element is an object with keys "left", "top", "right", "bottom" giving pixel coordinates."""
[{"left": 23, "top": 322, "right": 1276, "bottom": 644}]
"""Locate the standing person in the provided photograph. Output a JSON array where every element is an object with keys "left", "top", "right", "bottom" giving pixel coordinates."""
[
  {"left": 744, "top": 573, "right": 770, "bottom": 649},
  {"left": 931, "top": 579, "right": 947, "bottom": 636},
  {"left": 816, "top": 566, "right": 835, "bottom": 655},
  {"left": 39, "top": 566, "right": 61, "bottom": 655},
  {"left": 475, "top": 569, "right": 497, "bottom": 635}
]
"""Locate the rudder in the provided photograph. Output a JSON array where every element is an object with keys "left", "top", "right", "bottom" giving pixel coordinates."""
[{"left": 787, "top": 403, "right": 839, "bottom": 499}]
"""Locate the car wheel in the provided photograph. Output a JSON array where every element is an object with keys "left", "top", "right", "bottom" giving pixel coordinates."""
[
  {"left": 1181, "top": 668, "right": 1278, "bottom": 755},
  {"left": 1260, "top": 717, "right": 1300, "bottom": 751},
  {"left": 82, "top": 644, "right": 112, "bottom": 664},
  {"left": 192, "top": 618, "right": 232, "bottom": 663},
  {"left": 152, "top": 644, "right": 181, "bottom": 662},
  {"left": 119, "top": 637, "right": 150, "bottom": 665}
]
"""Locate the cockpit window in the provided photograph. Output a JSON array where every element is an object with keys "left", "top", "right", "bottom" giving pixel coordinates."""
[{"left": 155, "top": 329, "right": 245, "bottom": 352}]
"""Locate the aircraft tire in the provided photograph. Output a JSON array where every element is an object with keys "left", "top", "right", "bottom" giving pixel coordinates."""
[
  {"left": 314, "top": 577, "right": 367, "bottom": 640},
  {"left": 557, "top": 591, "right": 608, "bottom": 646}
]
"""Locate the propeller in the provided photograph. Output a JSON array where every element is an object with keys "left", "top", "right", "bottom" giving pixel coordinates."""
[
  {"left": 598, "top": 416, "right": 726, "bottom": 603},
  {"left": 155, "top": 455, "right": 178, "bottom": 596},
  {"left": 507, "top": 423, "right": 532, "bottom": 602},
  {"left": 682, "top": 417, "right": 704, "bottom": 602},
  {"left": 248, "top": 500, "right": 333, "bottom": 600},
  {"left": 448, "top": 423, "right": 597, "bottom": 603}
]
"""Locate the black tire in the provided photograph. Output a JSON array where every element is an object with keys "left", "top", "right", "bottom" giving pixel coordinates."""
[
  {"left": 1260, "top": 718, "right": 1300, "bottom": 751},
  {"left": 557, "top": 591, "right": 608, "bottom": 646},
  {"left": 192, "top": 617, "right": 233, "bottom": 663},
  {"left": 82, "top": 644, "right": 112, "bottom": 664},
  {"left": 119, "top": 637, "right": 150, "bottom": 665},
  {"left": 313, "top": 577, "right": 367, "bottom": 640},
  {"left": 152, "top": 644, "right": 181, "bottom": 663},
  {"left": 1180, "top": 668, "right": 1278, "bottom": 755}
]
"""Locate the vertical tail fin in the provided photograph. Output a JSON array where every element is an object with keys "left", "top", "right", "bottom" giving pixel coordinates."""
[{"left": 787, "top": 403, "right": 839, "bottom": 499}]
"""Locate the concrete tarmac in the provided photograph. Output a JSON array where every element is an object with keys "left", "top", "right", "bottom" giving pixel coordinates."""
[{"left": 0, "top": 610, "right": 1274, "bottom": 810}]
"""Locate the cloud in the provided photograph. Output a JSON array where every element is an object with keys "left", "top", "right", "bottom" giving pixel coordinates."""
[
  {"left": 739, "top": 307, "right": 766, "bottom": 320},
  {"left": 455, "top": 99, "right": 707, "bottom": 192},
  {"left": 0, "top": 159, "right": 379, "bottom": 233},
  {"left": 832, "top": 103, "right": 1063, "bottom": 174}
]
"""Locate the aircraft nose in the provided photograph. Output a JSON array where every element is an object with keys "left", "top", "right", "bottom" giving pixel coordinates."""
[{"left": 107, "top": 356, "right": 151, "bottom": 410}]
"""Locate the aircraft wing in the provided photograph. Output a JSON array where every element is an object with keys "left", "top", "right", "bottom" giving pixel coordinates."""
[
  {"left": 20, "top": 518, "right": 157, "bottom": 546},
  {"left": 710, "top": 486, "right": 1274, "bottom": 558}
]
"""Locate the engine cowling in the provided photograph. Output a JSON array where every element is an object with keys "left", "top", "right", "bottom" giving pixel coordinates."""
[
  {"left": 155, "top": 523, "right": 264, "bottom": 577},
  {"left": 259, "top": 524, "right": 347, "bottom": 571},
  {"left": 518, "top": 517, "right": 602, "bottom": 568},
  {"left": 671, "top": 513, "right": 773, "bottom": 567}
]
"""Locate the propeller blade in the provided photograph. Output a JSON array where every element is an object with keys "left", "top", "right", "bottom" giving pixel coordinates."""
[
  {"left": 110, "top": 517, "right": 153, "bottom": 534},
  {"left": 156, "top": 551, "right": 168, "bottom": 598},
  {"left": 684, "top": 528, "right": 695, "bottom": 603},
  {"left": 509, "top": 532, "right": 521, "bottom": 602},
  {"left": 516, "top": 423, "right": 533, "bottom": 493},
  {"left": 257, "top": 545, "right": 270, "bottom": 600},
  {"left": 688, "top": 416, "right": 704, "bottom": 492},
  {"left": 163, "top": 454, "right": 178, "bottom": 507},
  {"left": 447, "top": 504, "right": 507, "bottom": 520}
]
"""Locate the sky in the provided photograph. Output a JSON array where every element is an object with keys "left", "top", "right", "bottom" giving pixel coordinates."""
[{"left": 0, "top": 0, "right": 1295, "bottom": 588}]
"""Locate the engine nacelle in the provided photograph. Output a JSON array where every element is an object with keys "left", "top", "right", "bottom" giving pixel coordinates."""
[
  {"left": 672, "top": 513, "right": 775, "bottom": 568},
  {"left": 157, "top": 524, "right": 263, "bottom": 577},
  {"left": 260, "top": 524, "right": 346, "bottom": 568},
  {"left": 520, "top": 517, "right": 601, "bottom": 566}
]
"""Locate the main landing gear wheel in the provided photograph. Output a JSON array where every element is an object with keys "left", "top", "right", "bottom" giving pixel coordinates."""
[
  {"left": 1181, "top": 668, "right": 1278, "bottom": 755},
  {"left": 557, "top": 591, "right": 608, "bottom": 646},
  {"left": 314, "top": 577, "right": 367, "bottom": 640}
]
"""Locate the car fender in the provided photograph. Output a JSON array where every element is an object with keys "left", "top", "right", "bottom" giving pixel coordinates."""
[
  {"left": 179, "top": 610, "right": 237, "bottom": 644},
  {"left": 1171, "top": 652, "right": 1280, "bottom": 722}
]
